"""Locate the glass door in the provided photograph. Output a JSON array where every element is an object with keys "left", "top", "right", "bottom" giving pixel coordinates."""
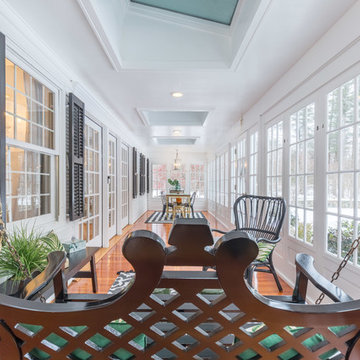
[
  {"left": 79, "top": 118, "right": 102, "bottom": 246},
  {"left": 121, "top": 143, "right": 129, "bottom": 228},
  {"left": 108, "top": 134, "right": 117, "bottom": 238}
]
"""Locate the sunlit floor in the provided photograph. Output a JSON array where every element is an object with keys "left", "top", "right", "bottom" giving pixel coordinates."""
[{"left": 68, "top": 211, "right": 292, "bottom": 296}]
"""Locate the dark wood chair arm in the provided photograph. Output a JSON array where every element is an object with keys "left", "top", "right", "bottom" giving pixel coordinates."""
[
  {"left": 256, "top": 236, "right": 281, "bottom": 244},
  {"left": 21, "top": 251, "right": 67, "bottom": 300},
  {"left": 294, "top": 253, "right": 353, "bottom": 303},
  {"left": 211, "top": 228, "right": 229, "bottom": 235},
  {"left": 60, "top": 293, "right": 115, "bottom": 302}
]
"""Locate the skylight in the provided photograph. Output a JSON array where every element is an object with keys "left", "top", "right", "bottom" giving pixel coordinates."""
[{"left": 130, "top": 0, "right": 239, "bottom": 26}]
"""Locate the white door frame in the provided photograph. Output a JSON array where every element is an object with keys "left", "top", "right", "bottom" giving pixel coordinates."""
[
  {"left": 121, "top": 142, "right": 129, "bottom": 228},
  {"left": 79, "top": 116, "right": 103, "bottom": 247},
  {"left": 107, "top": 133, "right": 117, "bottom": 238}
]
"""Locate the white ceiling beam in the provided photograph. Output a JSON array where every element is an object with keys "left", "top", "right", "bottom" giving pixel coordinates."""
[{"left": 76, "top": 0, "right": 123, "bottom": 71}]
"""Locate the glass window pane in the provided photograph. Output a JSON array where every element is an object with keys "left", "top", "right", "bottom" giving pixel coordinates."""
[
  {"left": 327, "top": 88, "right": 340, "bottom": 131},
  {"left": 16, "top": 66, "right": 31, "bottom": 95},
  {"left": 5, "top": 114, "right": 15, "bottom": 139},
  {"left": 297, "top": 208, "right": 304, "bottom": 241},
  {"left": 289, "top": 207, "right": 296, "bottom": 237},
  {"left": 340, "top": 173, "right": 354, "bottom": 216},
  {"left": 327, "top": 132, "right": 339, "bottom": 172},
  {"left": 327, "top": 215, "right": 338, "bottom": 255},
  {"left": 31, "top": 101, "right": 43, "bottom": 125},
  {"left": 306, "top": 139, "right": 314, "bottom": 173},
  {"left": 340, "top": 127, "right": 354, "bottom": 171},
  {"left": 16, "top": 93, "right": 30, "bottom": 120},
  {"left": 32, "top": 78, "right": 43, "bottom": 103},
  {"left": 306, "top": 103, "right": 315, "bottom": 138},
  {"left": 5, "top": 59, "right": 15, "bottom": 87},
  {"left": 6, "top": 87, "right": 14, "bottom": 113},
  {"left": 10, "top": 147, "right": 25, "bottom": 172},
  {"left": 341, "top": 80, "right": 355, "bottom": 126},
  {"left": 305, "top": 210, "right": 313, "bottom": 244},
  {"left": 305, "top": 175, "right": 314, "bottom": 209},
  {"left": 341, "top": 218, "right": 354, "bottom": 260},
  {"left": 327, "top": 174, "right": 338, "bottom": 213}
]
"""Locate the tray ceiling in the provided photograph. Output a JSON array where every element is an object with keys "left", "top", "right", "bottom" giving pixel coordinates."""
[{"left": 130, "top": 0, "right": 239, "bottom": 25}]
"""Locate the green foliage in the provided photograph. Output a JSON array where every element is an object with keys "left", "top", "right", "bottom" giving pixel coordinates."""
[
  {"left": 168, "top": 178, "right": 180, "bottom": 190},
  {"left": 0, "top": 225, "right": 64, "bottom": 280}
]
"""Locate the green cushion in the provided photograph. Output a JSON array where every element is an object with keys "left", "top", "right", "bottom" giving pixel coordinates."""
[{"left": 256, "top": 242, "right": 275, "bottom": 261}]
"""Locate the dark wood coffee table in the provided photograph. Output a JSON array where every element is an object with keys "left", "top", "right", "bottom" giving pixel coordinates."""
[{"left": 64, "top": 247, "right": 99, "bottom": 293}]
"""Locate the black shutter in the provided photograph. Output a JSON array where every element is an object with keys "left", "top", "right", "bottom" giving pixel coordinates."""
[
  {"left": 133, "top": 147, "right": 137, "bottom": 199},
  {"left": 146, "top": 158, "right": 150, "bottom": 194},
  {"left": 139, "top": 153, "right": 145, "bottom": 195},
  {"left": 69, "top": 93, "right": 85, "bottom": 220},
  {"left": 0, "top": 33, "right": 5, "bottom": 223}
]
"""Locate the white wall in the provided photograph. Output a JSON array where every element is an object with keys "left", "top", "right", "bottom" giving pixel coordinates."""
[{"left": 148, "top": 150, "right": 208, "bottom": 212}]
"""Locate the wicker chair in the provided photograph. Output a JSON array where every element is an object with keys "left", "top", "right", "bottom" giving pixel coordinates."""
[{"left": 213, "top": 194, "right": 286, "bottom": 291}]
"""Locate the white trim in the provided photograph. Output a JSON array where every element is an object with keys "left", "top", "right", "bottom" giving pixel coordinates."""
[
  {"left": 76, "top": 0, "right": 123, "bottom": 72},
  {"left": 126, "top": 0, "right": 230, "bottom": 37},
  {"left": 230, "top": 0, "right": 273, "bottom": 71},
  {"left": 137, "top": 107, "right": 213, "bottom": 127}
]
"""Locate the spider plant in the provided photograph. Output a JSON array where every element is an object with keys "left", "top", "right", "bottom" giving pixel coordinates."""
[{"left": 0, "top": 224, "right": 64, "bottom": 280}]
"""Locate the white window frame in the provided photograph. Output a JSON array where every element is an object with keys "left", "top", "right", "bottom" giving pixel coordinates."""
[{"left": 5, "top": 52, "right": 60, "bottom": 228}]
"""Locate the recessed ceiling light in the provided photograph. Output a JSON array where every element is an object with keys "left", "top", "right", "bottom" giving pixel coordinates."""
[{"left": 171, "top": 92, "right": 183, "bottom": 98}]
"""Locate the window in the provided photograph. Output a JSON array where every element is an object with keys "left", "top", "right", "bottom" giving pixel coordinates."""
[
  {"left": 249, "top": 131, "right": 258, "bottom": 195},
  {"left": 190, "top": 164, "right": 205, "bottom": 198},
  {"left": 218, "top": 151, "right": 229, "bottom": 206},
  {"left": 5, "top": 59, "right": 55, "bottom": 222},
  {"left": 208, "top": 159, "right": 215, "bottom": 202},
  {"left": 230, "top": 144, "right": 237, "bottom": 209},
  {"left": 6, "top": 148, "right": 51, "bottom": 222},
  {"left": 5, "top": 59, "right": 54, "bottom": 149},
  {"left": 170, "top": 164, "right": 186, "bottom": 190},
  {"left": 326, "top": 78, "right": 360, "bottom": 261},
  {"left": 266, "top": 121, "right": 283, "bottom": 197},
  {"left": 79, "top": 121, "right": 101, "bottom": 243},
  {"left": 236, "top": 138, "right": 246, "bottom": 197},
  {"left": 152, "top": 164, "right": 167, "bottom": 197},
  {"left": 288, "top": 104, "right": 315, "bottom": 244}
]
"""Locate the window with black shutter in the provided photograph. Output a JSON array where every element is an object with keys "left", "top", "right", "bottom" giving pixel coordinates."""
[
  {"left": 146, "top": 158, "right": 150, "bottom": 194},
  {"left": 68, "top": 93, "right": 85, "bottom": 220},
  {"left": 133, "top": 147, "right": 138, "bottom": 199},
  {"left": 0, "top": 32, "right": 5, "bottom": 223},
  {"left": 139, "top": 153, "right": 145, "bottom": 195}
]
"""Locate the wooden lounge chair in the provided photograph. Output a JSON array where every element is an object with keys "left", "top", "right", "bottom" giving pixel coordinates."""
[{"left": 0, "top": 222, "right": 360, "bottom": 359}]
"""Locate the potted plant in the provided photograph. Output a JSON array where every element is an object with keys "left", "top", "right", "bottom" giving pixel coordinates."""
[
  {"left": 168, "top": 178, "right": 181, "bottom": 193},
  {"left": 0, "top": 224, "right": 65, "bottom": 287}
]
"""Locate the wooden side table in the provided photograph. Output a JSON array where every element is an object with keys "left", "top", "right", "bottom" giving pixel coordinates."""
[{"left": 64, "top": 247, "right": 99, "bottom": 293}]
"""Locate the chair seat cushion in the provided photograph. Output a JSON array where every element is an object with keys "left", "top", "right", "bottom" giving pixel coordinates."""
[{"left": 256, "top": 242, "right": 276, "bottom": 262}]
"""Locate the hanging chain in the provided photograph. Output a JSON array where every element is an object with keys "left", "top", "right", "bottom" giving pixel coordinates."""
[
  {"left": 315, "top": 237, "right": 360, "bottom": 304},
  {"left": 0, "top": 202, "right": 31, "bottom": 279}
]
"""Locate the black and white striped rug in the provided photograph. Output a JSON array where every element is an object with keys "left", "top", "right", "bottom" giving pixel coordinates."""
[{"left": 145, "top": 211, "right": 205, "bottom": 224}]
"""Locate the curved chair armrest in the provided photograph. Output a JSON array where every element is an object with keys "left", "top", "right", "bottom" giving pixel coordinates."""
[
  {"left": 295, "top": 253, "right": 353, "bottom": 303},
  {"left": 211, "top": 228, "right": 230, "bottom": 235},
  {"left": 21, "top": 251, "right": 67, "bottom": 300},
  {"left": 256, "top": 236, "right": 281, "bottom": 244}
]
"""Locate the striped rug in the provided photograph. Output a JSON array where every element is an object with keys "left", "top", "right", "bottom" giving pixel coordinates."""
[{"left": 145, "top": 211, "right": 205, "bottom": 224}]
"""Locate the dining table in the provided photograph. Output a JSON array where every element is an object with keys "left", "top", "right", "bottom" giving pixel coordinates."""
[{"left": 165, "top": 193, "right": 191, "bottom": 218}]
